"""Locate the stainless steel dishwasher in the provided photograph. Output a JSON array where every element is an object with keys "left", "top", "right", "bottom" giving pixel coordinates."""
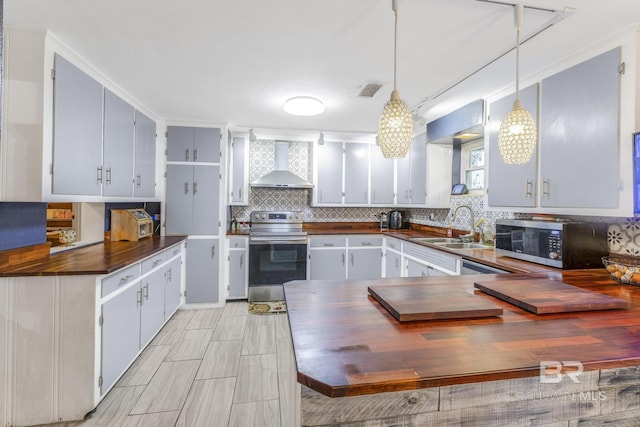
[{"left": 460, "top": 259, "right": 510, "bottom": 275}]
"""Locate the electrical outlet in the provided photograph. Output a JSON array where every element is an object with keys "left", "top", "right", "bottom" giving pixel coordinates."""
[{"left": 428, "top": 213, "right": 436, "bottom": 221}]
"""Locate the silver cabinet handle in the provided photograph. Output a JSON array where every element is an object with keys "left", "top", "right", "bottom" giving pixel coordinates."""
[
  {"left": 194, "top": 148, "right": 198, "bottom": 161},
  {"left": 136, "top": 174, "right": 141, "bottom": 188},
  {"left": 351, "top": 253, "right": 354, "bottom": 266},
  {"left": 395, "top": 258, "right": 400, "bottom": 269},
  {"left": 239, "top": 188, "right": 242, "bottom": 199},
  {"left": 167, "top": 268, "right": 172, "bottom": 281},
  {"left": 119, "top": 274, "right": 134, "bottom": 285},
  {"left": 97, "top": 166, "right": 103, "bottom": 184},
  {"left": 342, "top": 253, "right": 345, "bottom": 265},
  {"left": 185, "top": 148, "right": 190, "bottom": 161},
  {"left": 542, "top": 179, "right": 551, "bottom": 198},
  {"left": 362, "top": 242, "right": 372, "bottom": 246},
  {"left": 364, "top": 190, "right": 367, "bottom": 201},
  {"left": 144, "top": 283, "right": 149, "bottom": 300},
  {"left": 211, "top": 245, "right": 216, "bottom": 258},
  {"left": 152, "top": 259, "right": 161, "bottom": 267},
  {"left": 240, "top": 254, "right": 244, "bottom": 268},
  {"left": 137, "top": 289, "right": 142, "bottom": 306},
  {"left": 525, "top": 179, "right": 533, "bottom": 198},
  {"left": 421, "top": 271, "right": 427, "bottom": 277},
  {"left": 323, "top": 243, "right": 334, "bottom": 247},
  {"left": 193, "top": 181, "right": 198, "bottom": 194},
  {"left": 184, "top": 182, "right": 189, "bottom": 194},
  {"left": 105, "top": 167, "right": 112, "bottom": 184}
]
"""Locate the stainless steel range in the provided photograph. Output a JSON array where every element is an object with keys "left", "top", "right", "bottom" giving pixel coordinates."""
[{"left": 248, "top": 211, "right": 308, "bottom": 302}]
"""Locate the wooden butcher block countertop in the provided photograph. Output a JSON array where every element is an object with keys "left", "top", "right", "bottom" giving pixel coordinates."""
[
  {"left": 0, "top": 236, "right": 186, "bottom": 277},
  {"left": 284, "top": 270, "right": 640, "bottom": 398}
]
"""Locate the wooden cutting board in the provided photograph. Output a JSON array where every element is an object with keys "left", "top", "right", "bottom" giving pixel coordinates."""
[
  {"left": 474, "top": 279, "right": 629, "bottom": 314},
  {"left": 368, "top": 284, "right": 503, "bottom": 322}
]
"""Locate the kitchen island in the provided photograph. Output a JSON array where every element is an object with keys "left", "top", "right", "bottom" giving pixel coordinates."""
[{"left": 284, "top": 270, "right": 640, "bottom": 426}]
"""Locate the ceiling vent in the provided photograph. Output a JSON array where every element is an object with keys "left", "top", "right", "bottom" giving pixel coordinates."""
[{"left": 355, "top": 82, "right": 383, "bottom": 98}]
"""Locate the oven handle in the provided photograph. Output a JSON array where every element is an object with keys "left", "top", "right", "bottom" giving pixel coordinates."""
[{"left": 249, "top": 238, "right": 308, "bottom": 245}]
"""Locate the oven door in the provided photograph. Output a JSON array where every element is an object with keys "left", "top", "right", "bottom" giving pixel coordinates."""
[{"left": 248, "top": 240, "right": 307, "bottom": 302}]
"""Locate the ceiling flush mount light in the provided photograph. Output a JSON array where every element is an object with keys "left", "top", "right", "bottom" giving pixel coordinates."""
[
  {"left": 283, "top": 96, "right": 325, "bottom": 116},
  {"left": 498, "top": 2, "right": 537, "bottom": 164},
  {"left": 377, "top": 0, "right": 413, "bottom": 159}
]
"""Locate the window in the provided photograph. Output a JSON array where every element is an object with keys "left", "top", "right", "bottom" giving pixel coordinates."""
[{"left": 462, "top": 141, "right": 485, "bottom": 192}]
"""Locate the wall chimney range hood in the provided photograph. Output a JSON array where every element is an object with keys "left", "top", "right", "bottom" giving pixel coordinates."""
[
  {"left": 250, "top": 141, "right": 313, "bottom": 188},
  {"left": 426, "top": 99, "right": 485, "bottom": 145}
]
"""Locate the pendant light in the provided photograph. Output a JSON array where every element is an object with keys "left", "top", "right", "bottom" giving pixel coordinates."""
[
  {"left": 377, "top": 0, "right": 413, "bottom": 159},
  {"left": 498, "top": 2, "right": 537, "bottom": 164}
]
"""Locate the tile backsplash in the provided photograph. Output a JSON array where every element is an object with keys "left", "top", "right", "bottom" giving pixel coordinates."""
[{"left": 231, "top": 139, "right": 639, "bottom": 256}]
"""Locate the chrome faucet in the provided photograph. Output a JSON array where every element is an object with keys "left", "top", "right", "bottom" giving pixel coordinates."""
[{"left": 452, "top": 205, "right": 475, "bottom": 242}]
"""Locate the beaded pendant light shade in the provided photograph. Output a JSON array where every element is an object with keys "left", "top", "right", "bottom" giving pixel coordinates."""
[
  {"left": 378, "top": 0, "right": 413, "bottom": 159},
  {"left": 498, "top": 3, "right": 537, "bottom": 164}
]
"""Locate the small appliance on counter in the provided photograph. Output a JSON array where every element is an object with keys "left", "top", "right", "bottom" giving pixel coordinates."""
[
  {"left": 495, "top": 218, "right": 608, "bottom": 269},
  {"left": 388, "top": 210, "right": 410, "bottom": 229},
  {"left": 110, "top": 209, "right": 153, "bottom": 241},
  {"left": 379, "top": 212, "right": 388, "bottom": 231}
]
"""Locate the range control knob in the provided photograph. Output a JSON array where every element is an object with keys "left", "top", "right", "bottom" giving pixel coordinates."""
[{"left": 549, "top": 252, "right": 559, "bottom": 260}]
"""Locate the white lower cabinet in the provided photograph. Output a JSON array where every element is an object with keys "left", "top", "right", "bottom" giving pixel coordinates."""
[
  {"left": 227, "top": 237, "right": 248, "bottom": 299},
  {"left": 101, "top": 243, "right": 185, "bottom": 394},
  {"left": 101, "top": 283, "right": 141, "bottom": 394},
  {"left": 403, "top": 241, "right": 460, "bottom": 277},
  {"left": 308, "top": 235, "right": 383, "bottom": 280},
  {"left": 185, "top": 237, "right": 220, "bottom": 303}
]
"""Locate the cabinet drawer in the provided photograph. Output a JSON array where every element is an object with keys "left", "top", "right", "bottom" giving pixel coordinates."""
[
  {"left": 102, "top": 264, "right": 140, "bottom": 297},
  {"left": 349, "top": 236, "right": 383, "bottom": 247},
  {"left": 403, "top": 242, "right": 459, "bottom": 273},
  {"left": 166, "top": 243, "right": 183, "bottom": 260},
  {"left": 385, "top": 237, "right": 402, "bottom": 251},
  {"left": 228, "top": 237, "right": 247, "bottom": 249},
  {"left": 309, "top": 236, "right": 347, "bottom": 248},
  {"left": 141, "top": 251, "right": 166, "bottom": 275}
]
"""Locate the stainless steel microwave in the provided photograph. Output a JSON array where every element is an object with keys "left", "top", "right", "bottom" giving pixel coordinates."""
[{"left": 495, "top": 219, "right": 609, "bottom": 269}]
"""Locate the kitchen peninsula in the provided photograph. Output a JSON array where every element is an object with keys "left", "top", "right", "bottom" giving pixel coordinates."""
[
  {"left": 285, "top": 270, "right": 640, "bottom": 426},
  {"left": 0, "top": 236, "right": 186, "bottom": 426}
]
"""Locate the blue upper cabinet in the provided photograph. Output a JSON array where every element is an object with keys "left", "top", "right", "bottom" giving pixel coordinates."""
[
  {"left": 103, "top": 89, "right": 135, "bottom": 197},
  {"left": 167, "top": 126, "right": 221, "bottom": 163},
  {"left": 52, "top": 54, "right": 103, "bottom": 196}
]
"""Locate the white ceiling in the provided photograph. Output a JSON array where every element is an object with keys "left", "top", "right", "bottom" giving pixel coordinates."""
[{"left": 5, "top": 0, "right": 640, "bottom": 139}]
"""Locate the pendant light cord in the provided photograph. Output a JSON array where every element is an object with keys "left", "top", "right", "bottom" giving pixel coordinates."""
[
  {"left": 393, "top": 0, "right": 399, "bottom": 91},
  {"left": 514, "top": 2, "right": 523, "bottom": 103}
]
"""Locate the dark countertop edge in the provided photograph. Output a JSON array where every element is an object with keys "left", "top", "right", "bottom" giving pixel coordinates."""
[{"left": 0, "top": 236, "right": 187, "bottom": 277}]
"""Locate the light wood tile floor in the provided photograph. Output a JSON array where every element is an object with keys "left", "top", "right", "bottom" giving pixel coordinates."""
[{"left": 64, "top": 301, "right": 298, "bottom": 427}]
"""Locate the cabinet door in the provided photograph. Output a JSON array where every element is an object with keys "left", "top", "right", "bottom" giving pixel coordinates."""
[
  {"left": 228, "top": 249, "right": 247, "bottom": 299},
  {"left": 308, "top": 248, "right": 346, "bottom": 280},
  {"left": 165, "top": 257, "right": 182, "bottom": 319},
  {"left": 487, "top": 84, "right": 538, "bottom": 207},
  {"left": 165, "top": 164, "right": 193, "bottom": 235},
  {"left": 347, "top": 248, "right": 382, "bottom": 280},
  {"left": 134, "top": 110, "right": 157, "bottom": 198},
  {"left": 344, "top": 143, "right": 369, "bottom": 204},
  {"left": 406, "top": 258, "right": 430, "bottom": 278},
  {"left": 409, "top": 138, "right": 427, "bottom": 205},
  {"left": 396, "top": 153, "right": 411, "bottom": 205},
  {"left": 103, "top": 89, "right": 135, "bottom": 197},
  {"left": 101, "top": 283, "right": 141, "bottom": 394},
  {"left": 315, "top": 141, "right": 343, "bottom": 204},
  {"left": 52, "top": 54, "right": 103, "bottom": 196},
  {"left": 186, "top": 238, "right": 220, "bottom": 303},
  {"left": 539, "top": 48, "right": 620, "bottom": 208},
  {"left": 140, "top": 268, "right": 166, "bottom": 347},
  {"left": 193, "top": 127, "right": 221, "bottom": 163},
  {"left": 192, "top": 165, "right": 220, "bottom": 235},
  {"left": 230, "top": 136, "right": 247, "bottom": 204},
  {"left": 385, "top": 250, "right": 402, "bottom": 278},
  {"left": 370, "top": 146, "right": 395, "bottom": 204},
  {"left": 167, "top": 126, "right": 194, "bottom": 161}
]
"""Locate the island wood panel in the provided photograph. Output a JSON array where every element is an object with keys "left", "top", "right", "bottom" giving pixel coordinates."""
[
  {"left": 284, "top": 271, "right": 640, "bottom": 398},
  {"left": 474, "top": 278, "right": 629, "bottom": 314},
  {"left": 0, "top": 236, "right": 186, "bottom": 276},
  {"left": 368, "top": 283, "right": 503, "bottom": 321}
]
